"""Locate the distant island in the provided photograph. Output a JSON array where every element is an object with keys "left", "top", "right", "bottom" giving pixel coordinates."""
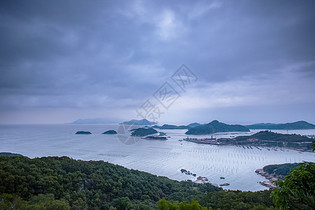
[
  {"left": 131, "top": 127, "right": 158, "bottom": 136},
  {"left": 142, "top": 136, "right": 167, "bottom": 140},
  {"left": 234, "top": 130, "right": 313, "bottom": 150},
  {"left": 246, "top": 121, "right": 315, "bottom": 130},
  {"left": 102, "top": 130, "right": 117, "bottom": 134},
  {"left": 185, "top": 120, "right": 250, "bottom": 135},
  {"left": 183, "top": 130, "right": 313, "bottom": 151},
  {"left": 151, "top": 120, "right": 315, "bottom": 131},
  {"left": 75, "top": 131, "right": 92, "bottom": 134},
  {"left": 120, "top": 119, "right": 157, "bottom": 126},
  {"left": 153, "top": 122, "right": 201, "bottom": 130},
  {"left": 153, "top": 124, "right": 189, "bottom": 129}
]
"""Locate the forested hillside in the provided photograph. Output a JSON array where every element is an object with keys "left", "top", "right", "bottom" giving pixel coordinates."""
[{"left": 0, "top": 156, "right": 275, "bottom": 209}]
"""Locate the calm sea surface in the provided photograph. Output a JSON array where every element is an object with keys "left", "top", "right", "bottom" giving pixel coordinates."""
[{"left": 1, "top": 124, "right": 314, "bottom": 191}]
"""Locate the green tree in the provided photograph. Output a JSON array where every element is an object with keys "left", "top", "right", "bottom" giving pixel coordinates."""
[
  {"left": 156, "top": 198, "right": 212, "bottom": 210},
  {"left": 271, "top": 162, "right": 315, "bottom": 209}
]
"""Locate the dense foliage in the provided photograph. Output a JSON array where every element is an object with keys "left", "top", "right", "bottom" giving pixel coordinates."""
[
  {"left": 0, "top": 156, "right": 275, "bottom": 209},
  {"left": 0, "top": 193, "right": 70, "bottom": 210},
  {"left": 271, "top": 162, "right": 315, "bottom": 209},
  {"left": 156, "top": 198, "right": 211, "bottom": 210}
]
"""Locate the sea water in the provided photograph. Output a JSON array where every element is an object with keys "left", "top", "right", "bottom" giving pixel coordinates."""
[{"left": 0, "top": 124, "right": 314, "bottom": 191}]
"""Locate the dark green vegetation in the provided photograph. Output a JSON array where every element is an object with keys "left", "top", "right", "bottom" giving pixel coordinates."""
[
  {"left": 262, "top": 163, "right": 300, "bottom": 180},
  {"left": 131, "top": 127, "right": 158, "bottom": 136},
  {"left": 0, "top": 152, "right": 23, "bottom": 157},
  {"left": 271, "top": 162, "right": 315, "bottom": 210},
  {"left": 0, "top": 193, "right": 70, "bottom": 209},
  {"left": 102, "top": 130, "right": 117, "bottom": 134},
  {"left": 0, "top": 156, "right": 275, "bottom": 210},
  {"left": 246, "top": 121, "right": 315, "bottom": 130},
  {"left": 75, "top": 131, "right": 92, "bottom": 135},
  {"left": 235, "top": 130, "right": 313, "bottom": 150},
  {"left": 156, "top": 198, "right": 211, "bottom": 209},
  {"left": 121, "top": 119, "right": 157, "bottom": 126},
  {"left": 186, "top": 120, "right": 249, "bottom": 135}
]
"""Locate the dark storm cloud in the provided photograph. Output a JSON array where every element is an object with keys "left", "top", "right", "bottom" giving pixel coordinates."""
[{"left": 0, "top": 0, "right": 315, "bottom": 123}]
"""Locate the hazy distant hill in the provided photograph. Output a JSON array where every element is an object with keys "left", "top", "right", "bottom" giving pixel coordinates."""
[
  {"left": 153, "top": 124, "right": 189, "bottom": 129},
  {"left": 70, "top": 118, "right": 109, "bottom": 124},
  {"left": 187, "top": 122, "right": 202, "bottom": 127},
  {"left": 153, "top": 122, "right": 202, "bottom": 129},
  {"left": 186, "top": 120, "right": 250, "bottom": 135},
  {"left": 120, "top": 119, "right": 157, "bottom": 125},
  {"left": 0, "top": 152, "right": 23, "bottom": 157},
  {"left": 246, "top": 121, "right": 315, "bottom": 130}
]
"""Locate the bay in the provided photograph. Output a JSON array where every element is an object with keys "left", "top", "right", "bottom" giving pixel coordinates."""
[{"left": 0, "top": 124, "right": 314, "bottom": 191}]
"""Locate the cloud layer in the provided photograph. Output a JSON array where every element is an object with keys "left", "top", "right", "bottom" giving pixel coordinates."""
[{"left": 0, "top": 0, "right": 315, "bottom": 124}]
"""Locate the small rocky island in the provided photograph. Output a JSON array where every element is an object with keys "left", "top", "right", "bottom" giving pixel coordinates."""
[
  {"left": 75, "top": 131, "right": 92, "bottom": 134},
  {"left": 131, "top": 127, "right": 158, "bottom": 136},
  {"left": 143, "top": 136, "right": 167, "bottom": 140},
  {"left": 102, "top": 130, "right": 117, "bottom": 134}
]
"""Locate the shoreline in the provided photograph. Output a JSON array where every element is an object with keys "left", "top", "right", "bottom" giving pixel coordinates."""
[{"left": 255, "top": 169, "right": 278, "bottom": 189}]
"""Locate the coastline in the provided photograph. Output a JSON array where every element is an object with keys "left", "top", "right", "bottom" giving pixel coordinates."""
[{"left": 255, "top": 169, "right": 278, "bottom": 189}]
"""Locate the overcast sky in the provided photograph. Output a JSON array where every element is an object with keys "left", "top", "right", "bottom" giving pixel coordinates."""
[{"left": 0, "top": 0, "right": 315, "bottom": 125}]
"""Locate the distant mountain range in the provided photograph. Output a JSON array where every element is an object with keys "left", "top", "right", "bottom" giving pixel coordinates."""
[
  {"left": 70, "top": 118, "right": 109, "bottom": 124},
  {"left": 246, "top": 121, "right": 315, "bottom": 130},
  {"left": 153, "top": 121, "right": 315, "bottom": 132},
  {"left": 185, "top": 120, "right": 250, "bottom": 135},
  {"left": 71, "top": 118, "right": 315, "bottom": 131},
  {"left": 120, "top": 119, "right": 157, "bottom": 125}
]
